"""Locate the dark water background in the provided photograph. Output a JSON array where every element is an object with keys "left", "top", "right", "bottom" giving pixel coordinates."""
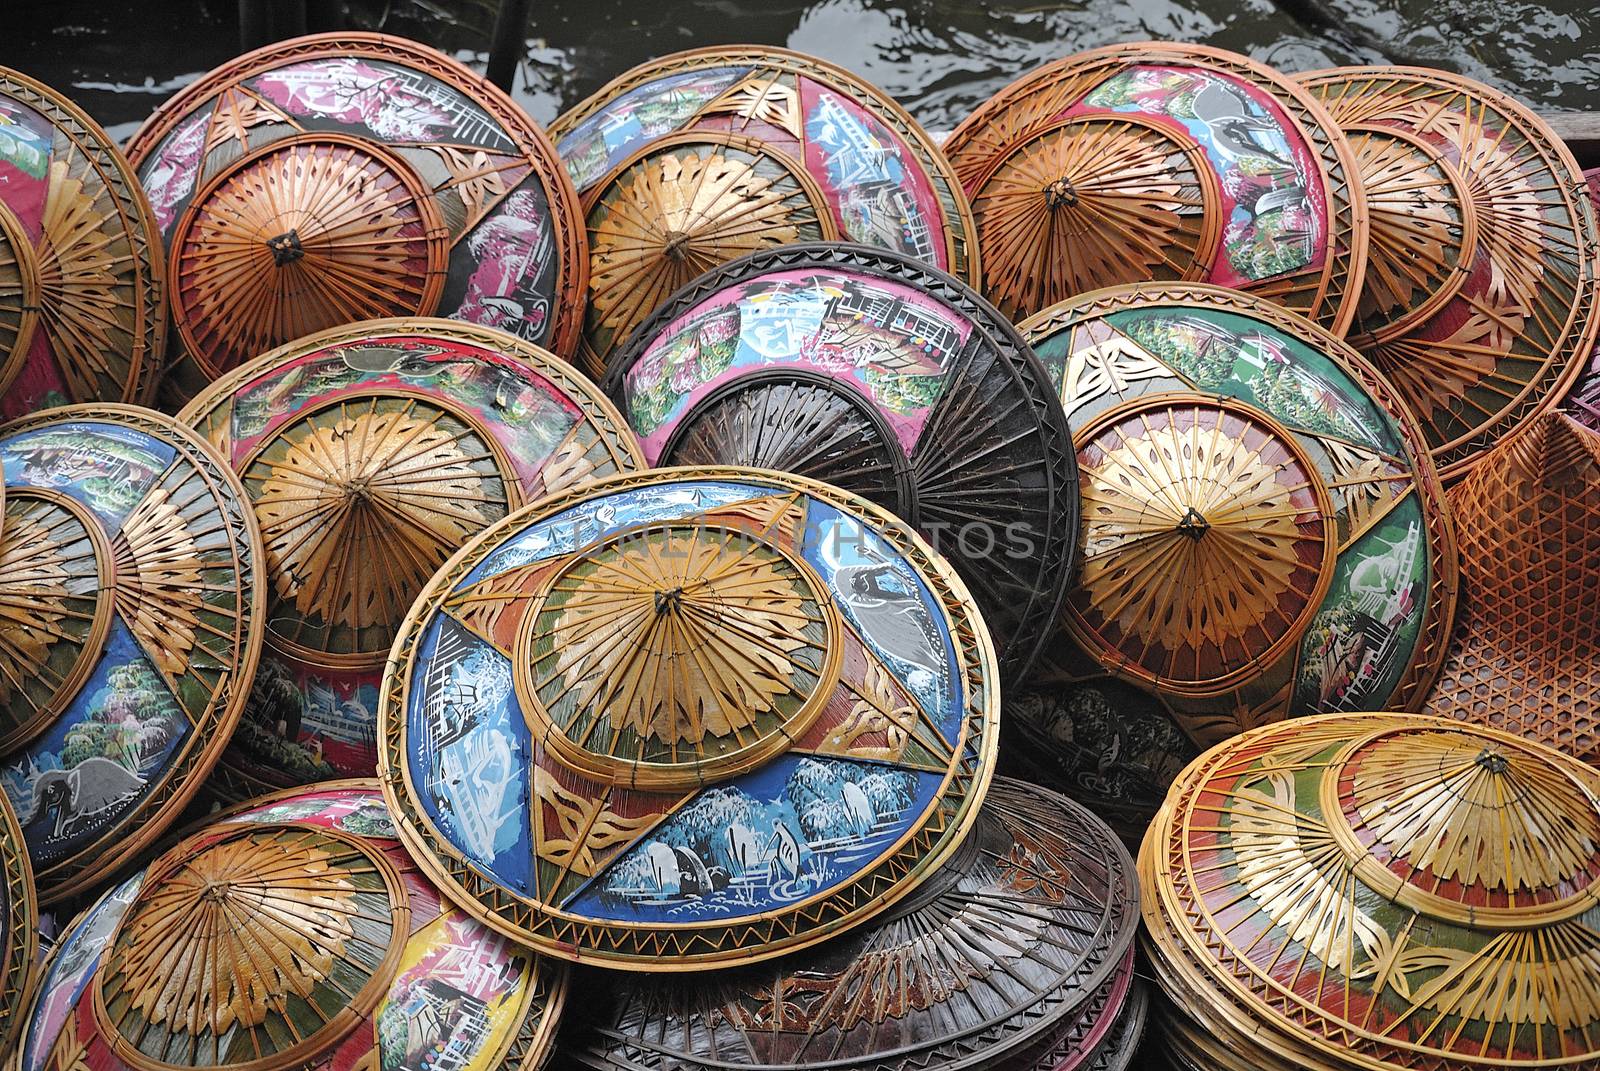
[{"left": 4, "top": 0, "right": 1596, "bottom": 144}]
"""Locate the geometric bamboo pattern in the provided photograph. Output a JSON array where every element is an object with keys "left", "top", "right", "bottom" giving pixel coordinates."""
[
  {"left": 947, "top": 43, "right": 1367, "bottom": 335},
  {"left": 1299, "top": 67, "right": 1600, "bottom": 480},
  {"left": 1070, "top": 396, "right": 1336, "bottom": 694},
  {"left": 518, "top": 521, "right": 839, "bottom": 789},
  {"left": 169, "top": 137, "right": 448, "bottom": 381},
  {"left": 1141, "top": 712, "right": 1600, "bottom": 1071},
  {"left": 92, "top": 824, "right": 405, "bottom": 1071},
  {"left": 125, "top": 33, "right": 586, "bottom": 405},
  {"left": 661, "top": 373, "right": 917, "bottom": 513},
  {"left": 245, "top": 397, "right": 510, "bottom": 658},
  {"left": 0, "top": 67, "right": 165, "bottom": 416},
  {"left": 583, "top": 138, "right": 835, "bottom": 375},
  {"left": 0, "top": 490, "right": 111, "bottom": 754},
  {"left": 967, "top": 114, "right": 1218, "bottom": 321},
  {"left": 1423, "top": 412, "right": 1600, "bottom": 762},
  {"left": 1338, "top": 127, "right": 1473, "bottom": 340}
]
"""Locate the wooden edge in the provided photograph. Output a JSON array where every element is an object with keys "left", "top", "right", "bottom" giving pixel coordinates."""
[{"left": 1545, "top": 112, "right": 1600, "bottom": 168}]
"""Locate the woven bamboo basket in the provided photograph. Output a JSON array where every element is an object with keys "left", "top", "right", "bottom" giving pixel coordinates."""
[{"left": 1421, "top": 411, "right": 1600, "bottom": 762}]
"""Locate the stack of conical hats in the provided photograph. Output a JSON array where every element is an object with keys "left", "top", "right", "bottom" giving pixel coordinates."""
[{"left": 1142, "top": 712, "right": 1600, "bottom": 1071}]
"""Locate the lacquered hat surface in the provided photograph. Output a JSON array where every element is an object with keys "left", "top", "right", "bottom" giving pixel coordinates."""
[
  {"left": 549, "top": 47, "right": 978, "bottom": 377},
  {"left": 1000, "top": 669, "right": 1198, "bottom": 843},
  {"left": 0, "top": 67, "right": 165, "bottom": 416},
  {"left": 0, "top": 404, "right": 263, "bottom": 902},
  {"left": 378, "top": 466, "right": 999, "bottom": 969},
  {"left": 125, "top": 33, "right": 587, "bottom": 402}
]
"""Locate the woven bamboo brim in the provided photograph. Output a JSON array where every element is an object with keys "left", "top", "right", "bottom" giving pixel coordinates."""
[
  {"left": 0, "top": 790, "right": 35, "bottom": 1059},
  {"left": 124, "top": 33, "right": 587, "bottom": 405},
  {"left": 1565, "top": 169, "right": 1600, "bottom": 430},
  {"left": 175, "top": 317, "right": 643, "bottom": 797},
  {"left": 562, "top": 777, "right": 1138, "bottom": 1071},
  {"left": 1141, "top": 711, "right": 1600, "bottom": 1071},
  {"left": 0, "top": 404, "right": 264, "bottom": 904},
  {"left": 548, "top": 46, "right": 979, "bottom": 380},
  {"left": 0, "top": 67, "right": 164, "bottom": 417},
  {"left": 1018, "top": 283, "right": 1457, "bottom": 753},
  {"left": 7, "top": 781, "right": 566, "bottom": 1071},
  {"left": 1081, "top": 977, "right": 1148, "bottom": 1071},
  {"left": 378, "top": 466, "right": 1000, "bottom": 970},
  {"left": 944, "top": 42, "right": 1366, "bottom": 335},
  {"left": 1298, "top": 67, "right": 1600, "bottom": 480},
  {"left": 1421, "top": 411, "right": 1600, "bottom": 761}
]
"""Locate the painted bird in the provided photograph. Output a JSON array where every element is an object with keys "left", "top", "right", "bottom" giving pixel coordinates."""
[
  {"left": 23, "top": 757, "right": 146, "bottom": 839},
  {"left": 834, "top": 562, "right": 941, "bottom": 676}
]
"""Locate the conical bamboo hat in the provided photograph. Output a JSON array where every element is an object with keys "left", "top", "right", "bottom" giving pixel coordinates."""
[
  {"left": 0, "top": 404, "right": 264, "bottom": 903},
  {"left": 603, "top": 242, "right": 1078, "bottom": 688},
  {"left": 1018, "top": 283, "right": 1456, "bottom": 753},
  {"left": 378, "top": 467, "right": 999, "bottom": 970},
  {"left": 1298, "top": 67, "right": 1600, "bottom": 479},
  {"left": 945, "top": 42, "right": 1367, "bottom": 334},
  {"left": 1142, "top": 712, "right": 1600, "bottom": 1071},
  {"left": 125, "top": 33, "right": 587, "bottom": 404},
  {"left": 562, "top": 778, "right": 1139, "bottom": 1071},
  {"left": 0, "top": 67, "right": 164, "bottom": 416},
  {"left": 176, "top": 317, "right": 643, "bottom": 797},
  {"left": 9, "top": 781, "right": 566, "bottom": 1071},
  {"left": 549, "top": 46, "right": 978, "bottom": 378}
]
